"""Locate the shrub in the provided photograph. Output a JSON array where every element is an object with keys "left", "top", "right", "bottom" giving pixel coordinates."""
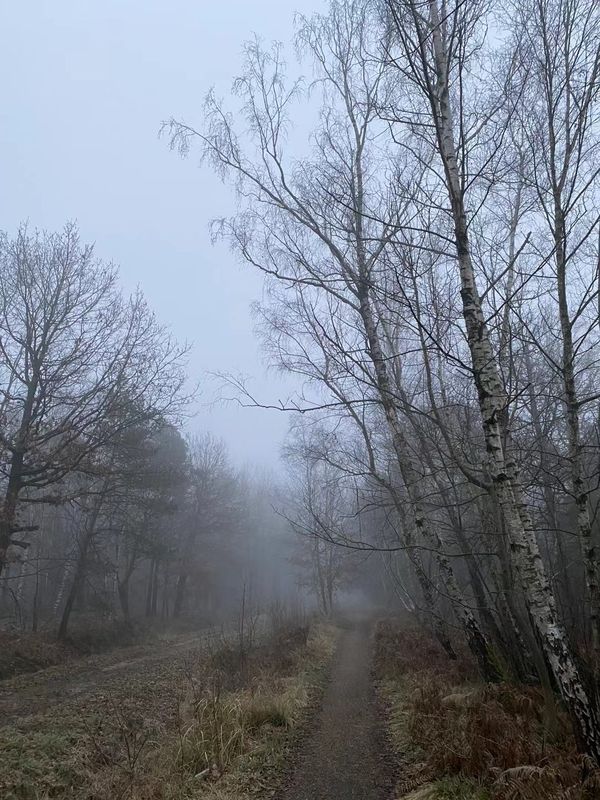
[
  {"left": 407, "top": 681, "right": 549, "bottom": 776},
  {"left": 375, "top": 618, "right": 475, "bottom": 684}
]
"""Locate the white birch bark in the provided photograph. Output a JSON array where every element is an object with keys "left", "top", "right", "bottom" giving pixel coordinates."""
[
  {"left": 418, "top": 0, "right": 600, "bottom": 757},
  {"left": 347, "top": 70, "right": 498, "bottom": 676},
  {"left": 358, "top": 279, "right": 500, "bottom": 679}
]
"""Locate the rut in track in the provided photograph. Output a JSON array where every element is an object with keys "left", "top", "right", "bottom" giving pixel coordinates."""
[{"left": 280, "top": 617, "right": 394, "bottom": 800}]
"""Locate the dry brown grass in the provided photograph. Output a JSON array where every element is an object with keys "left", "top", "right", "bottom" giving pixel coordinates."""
[
  {"left": 0, "top": 619, "right": 337, "bottom": 800},
  {"left": 375, "top": 618, "right": 476, "bottom": 685},
  {"left": 0, "top": 630, "right": 74, "bottom": 679},
  {"left": 143, "top": 620, "right": 336, "bottom": 800},
  {"left": 375, "top": 618, "right": 600, "bottom": 800}
]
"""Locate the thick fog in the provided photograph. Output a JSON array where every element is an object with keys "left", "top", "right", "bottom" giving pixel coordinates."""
[
  {"left": 4, "top": 3, "right": 600, "bottom": 797},
  {"left": 0, "top": 0, "right": 323, "bottom": 468}
]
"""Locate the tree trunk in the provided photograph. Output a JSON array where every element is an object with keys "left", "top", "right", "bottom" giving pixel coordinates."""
[
  {"left": 554, "top": 203, "right": 599, "bottom": 656},
  {"left": 57, "top": 501, "right": 101, "bottom": 640},
  {"left": 32, "top": 551, "right": 40, "bottom": 633},
  {"left": 0, "top": 474, "right": 22, "bottom": 578},
  {"left": 346, "top": 70, "right": 468, "bottom": 669},
  {"left": 57, "top": 565, "right": 82, "bottom": 641},
  {"left": 145, "top": 558, "right": 155, "bottom": 617},
  {"left": 118, "top": 578, "right": 130, "bottom": 622},
  {"left": 150, "top": 561, "right": 159, "bottom": 617},
  {"left": 403, "top": 517, "right": 457, "bottom": 660},
  {"left": 173, "top": 569, "right": 187, "bottom": 618},
  {"left": 0, "top": 375, "right": 39, "bottom": 577},
  {"left": 327, "top": 364, "right": 457, "bottom": 657},
  {"left": 161, "top": 561, "right": 171, "bottom": 618},
  {"left": 424, "top": 0, "right": 600, "bottom": 758},
  {"left": 357, "top": 283, "right": 498, "bottom": 679},
  {"left": 524, "top": 345, "right": 580, "bottom": 638}
]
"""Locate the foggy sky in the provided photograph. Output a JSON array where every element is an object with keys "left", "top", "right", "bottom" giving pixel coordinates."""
[{"left": 0, "top": 1, "right": 324, "bottom": 469}]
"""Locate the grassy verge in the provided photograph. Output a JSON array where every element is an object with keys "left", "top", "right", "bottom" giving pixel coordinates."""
[
  {"left": 375, "top": 618, "right": 600, "bottom": 800},
  {"left": 157, "top": 621, "right": 337, "bottom": 800},
  {"left": 0, "top": 616, "right": 214, "bottom": 681},
  {"left": 1, "top": 619, "right": 337, "bottom": 799}
]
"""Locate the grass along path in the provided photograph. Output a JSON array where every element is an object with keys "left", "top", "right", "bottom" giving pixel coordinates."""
[{"left": 375, "top": 618, "right": 600, "bottom": 800}]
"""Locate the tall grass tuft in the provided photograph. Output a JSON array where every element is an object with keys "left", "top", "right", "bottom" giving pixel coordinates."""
[{"left": 177, "top": 677, "right": 246, "bottom": 778}]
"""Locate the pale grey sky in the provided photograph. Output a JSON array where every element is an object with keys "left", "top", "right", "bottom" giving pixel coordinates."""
[{"left": 0, "top": 0, "right": 324, "bottom": 468}]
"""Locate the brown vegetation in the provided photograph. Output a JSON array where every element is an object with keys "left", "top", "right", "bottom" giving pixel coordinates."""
[
  {"left": 376, "top": 619, "right": 600, "bottom": 800},
  {"left": 0, "top": 616, "right": 337, "bottom": 800}
]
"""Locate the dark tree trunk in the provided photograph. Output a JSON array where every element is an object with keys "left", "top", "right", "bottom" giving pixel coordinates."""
[
  {"left": 118, "top": 579, "right": 130, "bottom": 622},
  {"left": 57, "top": 501, "right": 101, "bottom": 640},
  {"left": 150, "top": 561, "right": 159, "bottom": 617},
  {"left": 57, "top": 570, "right": 81, "bottom": 641},
  {"left": 31, "top": 557, "right": 40, "bottom": 633},
  {"left": 145, "top": 559, "right": 155, "bottom": 617},
  {"left": 173, "top": 571, "right": 187, "bottom": 618}
]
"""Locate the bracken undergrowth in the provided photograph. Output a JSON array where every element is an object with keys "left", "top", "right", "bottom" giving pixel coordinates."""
[{"left": 375, "top": 618, "right": 600, "bottom": 800}]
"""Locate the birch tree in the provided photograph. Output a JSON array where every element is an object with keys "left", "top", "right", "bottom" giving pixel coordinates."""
[
  {"left": 510, "top": 0, "right": 600, "bottom": 657},
  {"left": 383, "top": 0, "right": 600, "bottom": 757},
  {"left": 167, "top": 0, "right": 600, "bottom": 761},
  {"left": 165, "top": 0, "right": 500, "bottom": 679}
]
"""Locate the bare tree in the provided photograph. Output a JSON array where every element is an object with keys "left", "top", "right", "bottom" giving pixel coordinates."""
[
  {"left": 173, "top": 434, "right": 240, "bottom": 618},
  {"left": 510, "top": 0, "right": 600, "bottom": 657},
  {"left": 288, "top": 456, "right": 355, "bottom": 616},
  {"left": 164, "top": 0, "right": 501, "bottom": 679},
  {"left": 165, "top": 0, "right": 600, "bottom": 760},
  {"left": 0, "top": 223, "right": 188, "bottom": 575},
  {"left": 383, "top": 0, "right": 600, "bottom": 756}
]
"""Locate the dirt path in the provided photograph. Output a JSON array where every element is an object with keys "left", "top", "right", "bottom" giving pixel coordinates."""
[
  {"left": 0, "top": 627, "right": 221, "bottom": 722},
  {"left": 280, "top": 617, "right": 394, "bottom": 800}
]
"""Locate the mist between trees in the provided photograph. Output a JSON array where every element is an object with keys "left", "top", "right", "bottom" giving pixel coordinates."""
[
  {"left": 4, "top": 0, "right": 600, "bottom": 775},
  {"left": 160, "top": 0, "right": 600, "bottom": 766},
  {"left": 0, "top": 224, "right": 365, "bottom": 652}
]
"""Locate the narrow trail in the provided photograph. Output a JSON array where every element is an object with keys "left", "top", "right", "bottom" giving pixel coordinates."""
[{"left": 280, "top": 617, "right": 394, "bottom": 800}]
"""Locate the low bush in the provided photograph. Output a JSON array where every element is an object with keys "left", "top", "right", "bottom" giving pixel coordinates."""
[
  {"left": 0, "top": 631, "right": 74, "bottom": 679},
  {"left": 375, "top": 618, "right": 475, "bottom": 684},
  {"left": 408, "top": 681, "right": 549, "bottom": 776}
]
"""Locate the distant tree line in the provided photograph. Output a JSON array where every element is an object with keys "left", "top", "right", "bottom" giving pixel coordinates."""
[{"left": 0, "top": 225, "right": 303, "bottom": 641}]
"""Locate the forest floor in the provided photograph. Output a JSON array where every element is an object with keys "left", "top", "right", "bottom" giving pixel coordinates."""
[
  {"left": 0, "top": 616, "right": 337, "bottom": 799},
  {"left": 0, "top": 625, "right": 228, "bottom": 721},
  {"left": 5, "top": 614, "right": 600, "bottom": 800},
  {"left": 0, "top": 616, "right": 219, "bottom": 681},
  {"left": 375, "top": 618, "right": 600, "bottom": 800}
]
